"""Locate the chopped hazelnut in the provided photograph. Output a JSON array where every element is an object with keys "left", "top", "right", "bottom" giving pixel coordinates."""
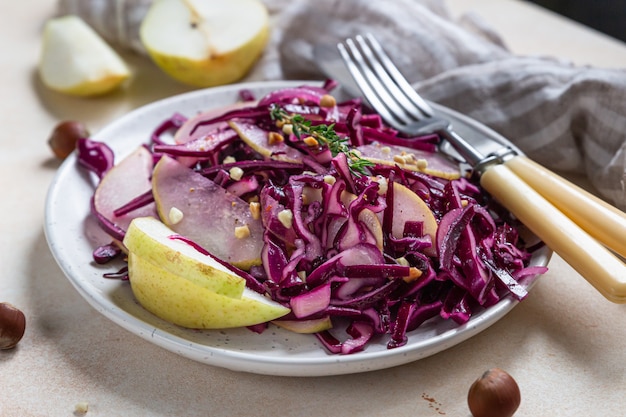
[
  {"left": 229, "top": 166, "right": 244, "bottom": 181},
  {"left": 323, "top": 175, "right": 336, "bottom": 185},
  {"left": 268, "top": 131, "right": 284, "bottom": 145},
  {"left": 249, "top": 201, "right": 261, "bottom": 220},
  {"left": 319, "top": 94, "right": 337, "bottom": 108},
  {"left": 403, "top": 267, "right": 423, "bottom": 283},
  {"left": 282, "top": 123, "right": 294, "bottom": 135},
  {"left": 393, "top": 154, "right": 406, "bottom": 164},
  {"left": 168, "top": 207, "right": 184, "bottom": 225},
  {"left": 416, "top": 158, "right": 428, "bottom": 170},
  {"left": 74, "top": 402, "right": 89, "bottom": 415},
  {"left": 277, "top": 209, "right": 293, "bottom": 229},
  {"left": 303, "top": 136, "right": 319, "bottom": 147},
  {"left": 234, "top": 225, "right": 251, "bottom": 239}
]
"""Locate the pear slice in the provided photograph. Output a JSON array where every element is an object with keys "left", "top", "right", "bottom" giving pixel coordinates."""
[
  {"left": 151, "top": 156, "right": 264, "bottom": 270},
  {"left": 93, "top": 146, "right": 158, "bottom": 235},
  {"left": 384, "top": 182, "right": 439, "bottom": 257},
  {"left": 128, "top": 253, "right": 290, "bottom": 329},
  {"left": 123, "top": 217, "right": 246, "bottom": 299},
  {"left": 228, "top": 120, "right": 304, "bottom": 163},
  {"left": 139, "top": 0, "right": 269, "bottom": 87},
  {"left": 39, "top": 15, "right": 130, "bottom": 96},
  {"left": 273, "top": 317, "right": 333, "bottom": 334},
  {"left": 358, "top": 143, "right": 460, "bottom": 180}
]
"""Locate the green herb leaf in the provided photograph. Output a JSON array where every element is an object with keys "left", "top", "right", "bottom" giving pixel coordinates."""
[{"left": 270, "top": 104, "right": 374, "bottom": 175}]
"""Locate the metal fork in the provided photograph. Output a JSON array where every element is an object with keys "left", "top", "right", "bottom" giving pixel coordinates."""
[
  {"left": 337, "top": 33, "right": 495, "bottom": 171},
  {"left": 337, "top": 33, "right": 626, "bottom": 303}
]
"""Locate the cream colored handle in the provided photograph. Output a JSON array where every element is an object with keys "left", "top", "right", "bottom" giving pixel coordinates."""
[
  {"left": 480, "top": 164, "right": 626, "bottom": 303},
  {"left": 504, "top": 155, "right": 626, "bottom": 259}
]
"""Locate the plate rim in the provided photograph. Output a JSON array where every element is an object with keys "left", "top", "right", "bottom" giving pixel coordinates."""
[{"left": 44, "top": 80, "right": 550, "bottom": 377}]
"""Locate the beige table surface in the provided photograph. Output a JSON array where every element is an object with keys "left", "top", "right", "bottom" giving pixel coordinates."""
[{"left": 2, "top": 1, "right": 626, "bottom": 416}]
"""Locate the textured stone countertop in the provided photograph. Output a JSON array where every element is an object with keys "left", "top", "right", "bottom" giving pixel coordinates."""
[{"left": 1, "top": 0, "right": 625, "bottom": 416}]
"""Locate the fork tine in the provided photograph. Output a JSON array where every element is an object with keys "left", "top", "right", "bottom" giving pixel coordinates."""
[
  {"left": 337, "top": 42, "right": 399, "bottom": 128},
  {"left": 354, "top": 35, "right": 428, "bottom": 121},
  {"left": 338, "top": 40, "right": 414, "bottom": 130},
  {"left": 363, "top": 33, "right": 435, "bottom": 119}
]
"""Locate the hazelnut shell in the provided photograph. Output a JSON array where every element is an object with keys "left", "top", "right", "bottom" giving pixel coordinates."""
[
  {"left": 467, "top": 368, "right": 521, "bottom": 417},
  {"left": 48, "top": 120, "right": 89, "bottom": 159},
  {"left": 0, "top": 302, "right": 26, "bottom": 349}
]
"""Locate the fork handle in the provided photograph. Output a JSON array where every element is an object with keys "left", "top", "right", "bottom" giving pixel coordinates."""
[
  {"left": 503, "top": 155, "right": 626, "bottom": 259},
  {"left": 480, "top": 164, "right": 626, "bottom": 303}
]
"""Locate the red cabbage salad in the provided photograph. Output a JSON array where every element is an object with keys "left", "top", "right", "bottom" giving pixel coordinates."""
[{"left": 77, "top": 82, "right": 547, "bottom": 355}]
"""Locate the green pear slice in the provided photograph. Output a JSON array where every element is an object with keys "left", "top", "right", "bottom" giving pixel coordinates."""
[
  {"left": 123, "top": 217, "right": 245, "bottom": 299},
  {"left": 152, "top": 156, "right": 264, "bottom": 270},
  {"left": 128, "top": 253, "right": 289, "bottom": 329},
  {"left": 39, "top": 15, "right": 130, "bottom": 96}
]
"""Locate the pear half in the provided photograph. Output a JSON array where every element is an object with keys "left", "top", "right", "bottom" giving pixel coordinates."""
[
  {"left": 127, "top": 252, "right": 289, "bottom": 329},
  {"left": 39, "top": 15, "right": 130, "bottom": 96},
  {"left": 140, "top": 0, "right": 269, "bottom": 87},
  {"left": 123, "top": 216, "right": 245, "bottom": 299}
]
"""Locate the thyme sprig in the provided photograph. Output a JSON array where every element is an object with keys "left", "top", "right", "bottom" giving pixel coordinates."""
[{"left": 269, "top": 104, "right": 373, "bottom": 175}]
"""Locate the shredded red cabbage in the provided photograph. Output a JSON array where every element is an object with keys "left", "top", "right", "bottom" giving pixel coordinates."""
[{"left": 78, "top": 82, "right": 547, "bottom": 355}]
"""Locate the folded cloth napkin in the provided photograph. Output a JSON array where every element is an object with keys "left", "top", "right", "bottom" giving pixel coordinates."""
[
  {"left": 57, "top": 0, "right": 626, "bottom": 209},
  {"left": 250, "top": 0, "right": 626, "bottom": 210}
]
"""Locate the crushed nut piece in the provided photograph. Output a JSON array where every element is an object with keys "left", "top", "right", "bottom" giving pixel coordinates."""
[
  {"left": 268, "top": 131, "right": 284, "bottom": 145},
  {"left": 393, "top": 154, "right": 406, "bottom": 164},
  {"left": 303, "top": 136, "right": 319, "bottom": 147},
  {"left": 277, "top": 209, "right": 294, "bottom": 229},
  {"left": 403, "top": 267, "right": 423, "bottom": 283},
  {"left": 229, "top": 166, "right": 244, "bottom": 181},
  {"left": 74, "top": 402, "right": 89, "bottom": 415},
  {"left": 282, "top": 123, "right": 294, "bottom": 135},
  {"left": 404, "top": 153, "right": 418, "bottom": 165},
  {"left": 373, "top": 175, "right": 388, "bottom": 195},
  {"left": 395, "top": 256, "right": 410, "bottom": 267},
  {"left": 380, "top": 146, "right": 391, "bottom": 154},
  {"left": 249, "top": 201, "right": 261, "bottom": 220},
  {"left": 323, "top": 175, "right": 336, "bottom": 185},
  {"left": 319, "top": 94, "right": 337, "bottom": 108},
  {"left": 234, "top": 225, "right": 251, "bottom": 239},
  {"left": 168, "top": 207, "right": 184, "bottom": 225},
  {"left": 416, "top": 158, "right": 428, "bottom": 170},
  {"left": 223, "top": 156, "right": 236, "bottom": 164}
]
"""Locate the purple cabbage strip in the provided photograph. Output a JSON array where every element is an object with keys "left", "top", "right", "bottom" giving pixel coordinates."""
[{"left": 76, "top": 138, "right": 115, "bottom": 179}]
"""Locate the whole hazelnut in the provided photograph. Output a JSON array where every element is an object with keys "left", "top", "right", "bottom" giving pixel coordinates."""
[
  {"left": 467, "top": 368, "right": 521, "bottom": 417},
  {"left": 48, "top": 120, "right": 90, "bottom": 159},
  {"left": 0, "top": 302, "right": 26, "bottom": 350}
]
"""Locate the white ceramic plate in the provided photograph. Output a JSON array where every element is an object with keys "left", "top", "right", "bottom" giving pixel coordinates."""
[{"left": 44, "top": 80, "right": 550, "bottom": 377}]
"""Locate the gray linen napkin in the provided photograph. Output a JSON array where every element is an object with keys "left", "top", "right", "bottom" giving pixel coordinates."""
[
  {"left": 57, "top": 0, "right": 626, "bottom": 210},
  {"left": 255, "top": 0, "right": 626, "bottom": 210}
]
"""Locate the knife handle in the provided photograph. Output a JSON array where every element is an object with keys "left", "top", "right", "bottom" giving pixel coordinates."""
[
  {"left": 504, "top": 155, "right": 626, "bottom": 259},
  {"left": 480, "top": 164, "right": 626, "bottom": 303}
]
